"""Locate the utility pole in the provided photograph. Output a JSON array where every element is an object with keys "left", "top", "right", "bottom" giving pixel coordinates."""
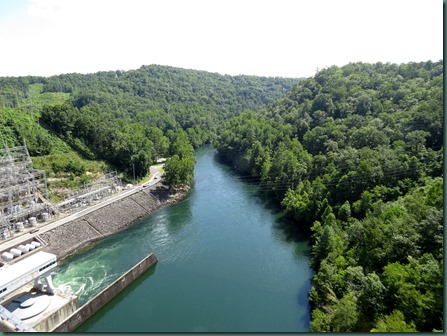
[{"left": 132, "top": 163, "right": 135, "bottom": 181}]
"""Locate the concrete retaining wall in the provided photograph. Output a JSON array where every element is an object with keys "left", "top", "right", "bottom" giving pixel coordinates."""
[
  {"left": 34, "top": 296, "right": 80, "bottom": 332},
  {"left": 50, "top": 253, "right": 158, "bottom": 332},
  {"left": 39, "top": 186, "right": 184, "bottom": 260}
]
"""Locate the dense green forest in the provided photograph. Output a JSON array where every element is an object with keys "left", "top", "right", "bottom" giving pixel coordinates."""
[
  {"left": 216, "top": 60, "right": 443, "bottom": 332},
  {"left": 0, "top": 65, "right": 301, "bottom": 197},
  {"left": 0, "top": 61, "right": 443, "bottom": 331}
]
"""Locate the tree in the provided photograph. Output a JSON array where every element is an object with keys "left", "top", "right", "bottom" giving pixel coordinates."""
[
  {"left": 382, "top": 254, "right": 443, "bottom": 331},
  {"left": 357, "top": 272, "right": 386, "bottom": 322},
  {"left": 310, "top": 308, "right": 331, "bottom": 332},
  {"left": 331, "top": 292, "right": 359, "bottom": 332},
  {"left": 338, "top": 201, "right": 351, "bottom": 223},
  {"left": 371, "top": 310, "right": 417, "bottom": 332},
  {"left": 349, "top": 126, "right": 389, "bottom": 149},
  {"left": 163, "top": 154, "right": 196, "bottom": 188}
]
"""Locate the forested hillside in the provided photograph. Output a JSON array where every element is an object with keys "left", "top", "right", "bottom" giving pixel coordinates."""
[
  {"left": 0, "top": 65, "right": 301, "bottom": 196},
  {"left": 216, "top": 60, "right": 443, "bottom": 332},
  {"left": 0, "top": 60, "right": 443, "bottom": 331}
]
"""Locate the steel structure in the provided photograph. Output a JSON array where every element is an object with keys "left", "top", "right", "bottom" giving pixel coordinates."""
[
  {"left": 57, "top": 171, "right": 122, "bottom": 213},
  {"left": 0, "top": 145, "right": 50, "bottom": 239}
]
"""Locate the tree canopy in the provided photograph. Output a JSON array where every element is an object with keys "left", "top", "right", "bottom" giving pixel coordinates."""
[
  {"left": 0, "top": 65, "right": 302, "bottom": 186},
  {"left": 216, "top": 60, "right": 443, "bottom": 332}
]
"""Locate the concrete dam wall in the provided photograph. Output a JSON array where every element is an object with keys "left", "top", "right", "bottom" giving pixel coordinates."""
[{"left": 51, "top": 253, "right": 158, "bottom": 332}]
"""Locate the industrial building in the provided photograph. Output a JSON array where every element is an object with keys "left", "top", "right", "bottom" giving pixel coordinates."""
[
  {"left": 0, "top": 250, "right": 79, "bottom": 332},
  {"left": 0, "top": 145, "right": 130, "bottom": 332}
]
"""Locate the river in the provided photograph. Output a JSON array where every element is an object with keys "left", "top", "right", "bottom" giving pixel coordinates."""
[{"left": 53, "top": 146, "right": 313, "bottom": 332}]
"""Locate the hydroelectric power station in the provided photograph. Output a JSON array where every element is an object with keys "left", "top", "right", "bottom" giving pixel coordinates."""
[
  {"left": 0, "top": 144, "right": 160, "bottom": 332},
  {"left": 0, "top": 247, "right": 157, "bottom": 332},
  {"left": 0, "top": 145, "right": 79, "bottom": 332}
]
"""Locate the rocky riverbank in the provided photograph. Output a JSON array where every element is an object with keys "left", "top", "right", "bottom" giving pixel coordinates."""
[{"left": 40, "top": 184, "right": 189, "bottom": 261}]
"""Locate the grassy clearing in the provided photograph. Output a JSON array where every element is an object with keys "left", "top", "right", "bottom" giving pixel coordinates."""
[{"left": 32, "top": 153, "right": 111, "bottom": 202}]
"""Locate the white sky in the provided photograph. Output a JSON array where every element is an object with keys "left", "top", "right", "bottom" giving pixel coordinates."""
[{"left": 0, "top": 0, "right": 443, "bottom": 78}]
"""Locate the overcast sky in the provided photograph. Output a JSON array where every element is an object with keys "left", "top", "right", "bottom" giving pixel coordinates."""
[{"left": 0, "top": 0, "right": 443, "bottom": 78}]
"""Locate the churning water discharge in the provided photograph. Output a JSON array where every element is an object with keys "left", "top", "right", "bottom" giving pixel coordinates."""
[{"left": 53, "top": 146, "right": 313, "bottom": 332}]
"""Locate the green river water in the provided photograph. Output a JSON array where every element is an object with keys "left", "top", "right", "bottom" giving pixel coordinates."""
[{"left": 53, "top": 146, "right": 313, "bottom": 332}]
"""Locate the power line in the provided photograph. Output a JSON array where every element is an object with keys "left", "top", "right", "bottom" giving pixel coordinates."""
[{"left": 192, "top": 164, "right": 439, "bottom": 197}]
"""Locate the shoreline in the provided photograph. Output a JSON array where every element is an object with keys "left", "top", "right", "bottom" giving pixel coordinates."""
[{"left": 40, "top": 184, "right": 189, "bottom": 261}]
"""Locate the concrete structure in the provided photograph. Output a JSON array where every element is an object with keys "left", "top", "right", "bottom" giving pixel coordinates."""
[
  {"left": 0, "top": 252, "right": 78, "bottom": 333},
  {"left": 0, "top": 163, "right": 175, "bottom": 332},
  {"left": 0, "top": 252, "right": 158, "bottom": 333},
  {"left": 51, "top": 253, "right": 158, "bottom": 332},
  {"left": 0, "top": 284, "right": 79, "bottom": 332},
  {"left": 0, "top": 303, "right": 36, "bottom": 332},
  {"left": 0, "top": 251, "right": 57, "bottom": 300}
]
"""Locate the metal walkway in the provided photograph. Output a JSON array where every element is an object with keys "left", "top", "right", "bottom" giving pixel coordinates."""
[{"left": 0, "top": 304, "right": 36, "bottom": 332}]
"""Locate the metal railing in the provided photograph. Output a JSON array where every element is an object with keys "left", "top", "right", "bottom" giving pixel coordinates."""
[{"left": 0, "top": 304, "right": 36, "bottom": 332}]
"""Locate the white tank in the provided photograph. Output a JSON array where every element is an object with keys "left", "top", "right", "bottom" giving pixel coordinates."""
[
  {"left": 10, "top": 248, "right": 22, "bottom": 257},
  {"left": 15, "top": 222, "right": 24, "bottom": 232},
  {"left": 17, "top": 245, "right": 29, "bottom": 253},
  {"left": 41, "top": 213, "right": 49, "bottom": 222},
  {"left": 1, "top": 252, "right": 14, "bottom": 261},
  {"left": 29, "top": 217, "right": 37, "bottom": 226},
  {"left": 26, "top": 243, "right": 35, "bottom": 250},
  {"left": 31, "top": 241, "right": 41, "bottom": 248}
]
